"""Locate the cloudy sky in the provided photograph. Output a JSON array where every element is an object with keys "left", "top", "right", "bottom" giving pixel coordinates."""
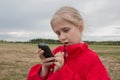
[{"left": 0, "top": 0, "right": 120, "bottom": 41}]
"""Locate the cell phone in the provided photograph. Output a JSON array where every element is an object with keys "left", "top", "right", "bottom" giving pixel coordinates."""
[{"left": 38, "top": 43, "right": 54, "bottom": 58}]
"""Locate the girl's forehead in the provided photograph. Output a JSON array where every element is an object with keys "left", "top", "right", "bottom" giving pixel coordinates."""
[
  {"left": 52, "top": 17, "right": 66, "bottom": 26},
  {"left": 52, "top": 20, "right": 76, "bottom": 31},
  {"left": 53, "top": 16, "right": 64, "bottom": 23}
]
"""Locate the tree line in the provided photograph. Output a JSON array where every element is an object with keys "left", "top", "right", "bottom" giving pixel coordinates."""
[
  {"left": 0, "top": 39, "right": 120, "bottom": 45},
  {"left": 84, "top": 41, "right": 120, "bottom": 45}
]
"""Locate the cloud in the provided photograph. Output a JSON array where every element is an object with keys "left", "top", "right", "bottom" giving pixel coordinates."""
[
  {"left": 0, "top": 30, "right": 57, "bottom": 41},
  {"left": 0, "top": 0, "right": 120, "bottom": 41}
]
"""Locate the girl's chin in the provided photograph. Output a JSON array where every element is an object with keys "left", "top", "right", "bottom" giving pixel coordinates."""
[
  {"left": 63, "top": 42, "right": 83, "bottom": 46},
  {"left": 63, "top": 43, "right": 72, "bottom": 46}
]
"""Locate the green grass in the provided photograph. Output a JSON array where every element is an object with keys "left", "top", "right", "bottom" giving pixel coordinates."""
[
  {"left": 0, "top": 43, "right": 120, "bottom": 80},
  {"left": 89, "top": 45, "right": 120, "bottom": 61},
  {"left": 89, "top": 45, "right": 120, "bottom": 80}
]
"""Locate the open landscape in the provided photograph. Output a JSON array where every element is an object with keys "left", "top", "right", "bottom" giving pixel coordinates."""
[{"left": 0, "top": 42, "right": 120, "bottom": 80}]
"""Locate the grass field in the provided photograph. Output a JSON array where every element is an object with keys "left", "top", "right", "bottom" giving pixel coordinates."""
[{"left": 0, "top": 43, "right": 120, "bottom": 80}]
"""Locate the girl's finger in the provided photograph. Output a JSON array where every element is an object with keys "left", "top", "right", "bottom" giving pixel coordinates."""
[
  {"left": 55, "top": 52, "right": 64, "bottom": 57},
  {"left": 53, "top": 62, "right": 61, "bottom": 72},
  {"left": 54, "top": 61, "right": 61, "bottom": 66},
  {"left": 54, "top": 56, "right": 62, "bottom": 62},
  {"left": 43, "top": 61, "right": 54, "bottom": 66},
  {"left": 42, "top": 57, "right": 55, "bottom": 63},
  {"left": 38, "top": 49, "right": 45, "bottom": 59},
  {"left": 38, "top": 49, "right": 44, "bottom": 55}
]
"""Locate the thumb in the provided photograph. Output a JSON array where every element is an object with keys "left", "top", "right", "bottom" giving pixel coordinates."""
[{"left": 60, "top": 52, "right": 64, "bottom": 57}]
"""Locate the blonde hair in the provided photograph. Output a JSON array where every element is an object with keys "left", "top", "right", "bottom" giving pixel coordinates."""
[{"left": 50, "top": 6, "right": 83, "bottom": 31}]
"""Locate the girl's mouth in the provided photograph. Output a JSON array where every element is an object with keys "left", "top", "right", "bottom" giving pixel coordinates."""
[{"left": 64, "top": 42, "right": 69, "bottom": 45}]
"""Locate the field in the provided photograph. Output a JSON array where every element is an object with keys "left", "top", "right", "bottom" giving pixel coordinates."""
[{"left": 0, "top": 43, "right": 120, "bottom": 80}]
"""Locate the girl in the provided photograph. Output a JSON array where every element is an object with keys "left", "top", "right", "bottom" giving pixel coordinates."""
[{"left": 27, "top": 6, "right": 111, "bottom": 80}]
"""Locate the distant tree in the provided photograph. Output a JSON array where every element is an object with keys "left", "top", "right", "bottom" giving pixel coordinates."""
[{"left": 29, "top": 38, "right": 60, "bottom": 44}]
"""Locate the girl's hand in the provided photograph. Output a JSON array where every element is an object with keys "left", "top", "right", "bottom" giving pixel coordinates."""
[
  {"left": 54, "top": 52, "right": 64, "bottom": 73},
  {"left": 38, "top": 48, "right": 55, "bottom": 76}
]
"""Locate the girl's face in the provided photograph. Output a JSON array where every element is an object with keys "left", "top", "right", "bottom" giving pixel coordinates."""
[{"left": 52, "top": 20, "right": 82, "bottom": 45}]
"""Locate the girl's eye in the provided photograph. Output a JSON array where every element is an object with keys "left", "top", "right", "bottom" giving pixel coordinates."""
[
  {"left": 56, "top": 31, "right": 60, "bottom": 36},
  {"left": 63, "top": 28, "right": 70, "bottom": 33}
]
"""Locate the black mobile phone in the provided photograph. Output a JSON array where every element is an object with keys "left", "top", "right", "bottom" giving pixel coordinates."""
[{"left": 38, "top": 43, "right": 54, "bottom": 58}]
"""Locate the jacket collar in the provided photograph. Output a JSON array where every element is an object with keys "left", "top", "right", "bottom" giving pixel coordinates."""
[{"left": 63, "top": 43, "right": 88, "bottom": 59}]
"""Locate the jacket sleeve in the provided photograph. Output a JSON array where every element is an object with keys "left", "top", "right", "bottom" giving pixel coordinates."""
[
  {"left": 86, "top": 56, "right": 111, "bottom": 80},
  {"left": 27, "top": 64, "right": 48, "bottom": 80}
]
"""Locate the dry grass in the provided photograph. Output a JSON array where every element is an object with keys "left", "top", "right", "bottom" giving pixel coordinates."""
[
  {"left": 0, "top": 43, "right": 39, "bottom": 80},
  {"left": 0, "top": 43, "right": 120, "bottom": 80},
  {"left": 89, "top": 45, "right": 120, "bottom": 80}
]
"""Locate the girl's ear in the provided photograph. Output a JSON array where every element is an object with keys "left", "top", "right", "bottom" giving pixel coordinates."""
[{"left": 78, "top": 21, "right": 84, "bottom": 32}]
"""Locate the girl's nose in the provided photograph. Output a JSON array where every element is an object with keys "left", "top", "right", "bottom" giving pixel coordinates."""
[{"left": 59, "top": 33, "right": 66, "bottom": 41}]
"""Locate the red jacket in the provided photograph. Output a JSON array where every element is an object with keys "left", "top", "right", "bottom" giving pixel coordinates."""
[{"left": 27, "top": 43, "right": 111, "bottom": 80}]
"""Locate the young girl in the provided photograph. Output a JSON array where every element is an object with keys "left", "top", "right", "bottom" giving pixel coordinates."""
[{"left": 27, "top": 6, "right": 111, "bottom": 80}]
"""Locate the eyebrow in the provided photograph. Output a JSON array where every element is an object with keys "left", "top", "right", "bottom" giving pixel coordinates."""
[
  {"left": 54, "top": 26, "right": 70, "bottom": 32},
  {"left": 61, "top": 27, "right": 69, "bottom": 30}
]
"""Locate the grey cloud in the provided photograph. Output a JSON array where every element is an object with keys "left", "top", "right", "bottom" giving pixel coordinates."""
[
  {"left": 0, "top": 0, "right": 84, "bottom": 32},
  {"left": 0, "top": 0, "right": 120, "bottom": 41},
  {"left": 84, "top": 0, "right": 120, "bottom": 27}
]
